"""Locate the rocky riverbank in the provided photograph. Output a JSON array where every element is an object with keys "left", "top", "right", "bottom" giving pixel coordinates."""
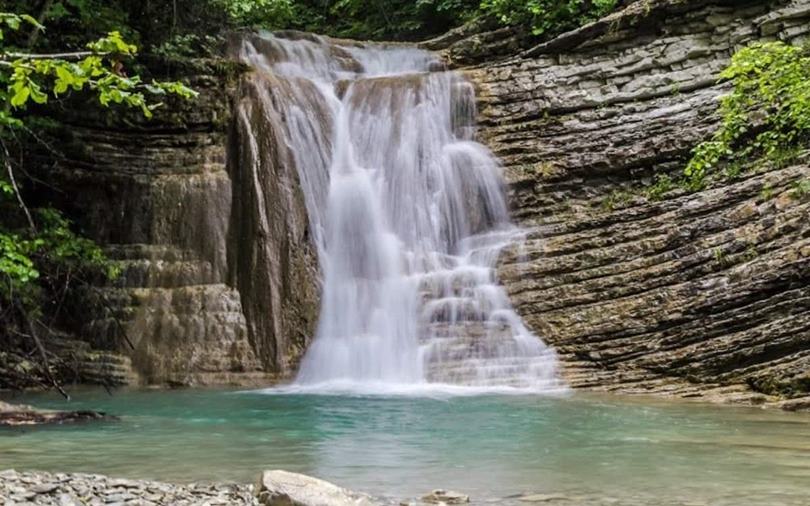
[
  {"left": 3, "top": 469, "right": 806, "bottom": 506},
  {"left": 0, "top": 470, "right": 260, "bottom": 506}
]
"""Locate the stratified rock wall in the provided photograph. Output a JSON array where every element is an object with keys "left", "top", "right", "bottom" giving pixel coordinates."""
[
  {"left": 455, "top": 0, "right": 810, "bottom": 405},
  {"left": 38, "top": 60, "right": 319, "bottom": 385},
  {"left": 28, "top": 1, "right": 810, "bottom": 403},
  {"left": 229, "top": 73, "right": 320, "bottom": 374}
]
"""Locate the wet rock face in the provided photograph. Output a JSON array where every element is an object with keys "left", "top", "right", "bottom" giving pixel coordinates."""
[
  {"left": 229, "top": 73, "right": 321, "bottom": 374},
  {"left": 457, "top": 0, "right": 810, "bottom": 404},
  {"left": 37, "top": 60, "right": 319, "bottom": 384}
]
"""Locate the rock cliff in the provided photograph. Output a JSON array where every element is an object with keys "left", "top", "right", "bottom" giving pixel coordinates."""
[
  {"left": 34, "top": 59, "right": 319, "bottom": 385},
  {"left": 28, "top": 0, "right": 810, "bottom": 406},
  {"left": 437, "top": 0, "right": 810, "bottom": 407}
]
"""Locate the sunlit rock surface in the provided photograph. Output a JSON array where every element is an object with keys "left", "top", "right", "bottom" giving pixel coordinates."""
[
  {"left": 257, "top": 470, "right": 377, "bottom": 506},
  {"left": 430, "top": 0, "right": 810, "bottom": 404},
  {"left": 28, "top": 1, "right": 810, "bottom": 404}
]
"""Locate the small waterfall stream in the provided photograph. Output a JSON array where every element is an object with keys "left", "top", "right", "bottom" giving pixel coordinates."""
[{"left": 237, "top": 32, "right": 559, "bottom": 391}]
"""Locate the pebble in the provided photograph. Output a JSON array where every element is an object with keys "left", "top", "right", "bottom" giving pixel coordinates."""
[
  {"left": 0, "top": 470, "right": 260, "bottom": 505},
  {"left": 32, "top": 483, "right": 60, "bottom": 494}
]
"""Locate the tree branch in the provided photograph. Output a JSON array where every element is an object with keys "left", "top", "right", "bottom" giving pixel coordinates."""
[
  {"left": 20, "top": 304, "right": 70, "bottom": 400},
  {"left": 27, "top": 0, "right": 54, "bottom": 49},
  {"left": 0, "top": 51, "right": 94, "bottom": 61},
  {"left": 1, "top": 139, "right": 36, "bottom": 233}
]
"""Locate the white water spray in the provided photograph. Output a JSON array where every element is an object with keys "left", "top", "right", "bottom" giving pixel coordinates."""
[{"left": 238, "top": 32, "right": 559, "bottom": 392}]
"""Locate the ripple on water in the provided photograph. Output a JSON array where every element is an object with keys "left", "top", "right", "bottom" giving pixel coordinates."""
[{"left": 1, "top": 388, "right": 809, "bottom": 506}]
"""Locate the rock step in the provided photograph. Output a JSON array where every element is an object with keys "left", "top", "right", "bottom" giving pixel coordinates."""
[
  {"left": 430, "top": 0, "right": 810, "bottom": 404},
  {"left": 422, "top": 321, "right": 512, "bottom": 340},
  {"left": 424, "top": 361, "right": 556, "bottom": 387},
  {"left": 416, "top": 266, "right": 494, "bottom": 299},
  {"left": 79, "top": 284, "right": 260, "bottom": 381},
  {"left": 111, "top": 258, "right": 218, "bottom": 288},
  {"left": 74, "top": 352, "right": 139, "bottom": 386},
  {"left": 424, "top": 355, "right": 552, "bottom": 378},
  {"left": 105, "top": 244, "right": 194, "bottom": 262},
  {"left": 102, "top": 244, "right": 219, "bottom": 289},
  {"left": 86, "top": 284, "right": 246, "bottom": 318},
  {"left": 421, "top": 341, "right": 521, "bottom": 363},
  {"left": 44, "top": 337, "right": 140, "bottom": 386},
  {"left": 421, "top": 296, "right": 494, "bottom": 323}
]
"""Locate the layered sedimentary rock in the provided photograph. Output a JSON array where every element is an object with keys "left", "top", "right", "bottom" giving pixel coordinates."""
[
  {"left": 29, "top": 0, "right": 810, "bottom": 403},
  {"left": 229, "top": 70, "right": 321, "bottom": 373},
  {"left": 36, "top": 59, "right": 319, "bottom": 385},
  {"left": 437, "top": 0, "right": 810, "bottom": 405}
]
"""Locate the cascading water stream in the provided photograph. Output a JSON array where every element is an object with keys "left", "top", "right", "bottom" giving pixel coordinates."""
[{"left": 237, "top": 32, "right": 560, "bottom": 392}]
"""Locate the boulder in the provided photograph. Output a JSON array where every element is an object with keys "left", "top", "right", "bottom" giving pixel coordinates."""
[
  {"left": 420, "top": 489, "right": 470, "bottom": 504},
  {"left": 256, "top": 470, "right": 377, "bottom": 506}
]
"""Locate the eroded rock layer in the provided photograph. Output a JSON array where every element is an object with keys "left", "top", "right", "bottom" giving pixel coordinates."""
[
  {"left": 452, "top": 0, "right": 810, "bottom": 405},
  {"left": 35, "top": 60, "right": 319, "bottom": 385}
]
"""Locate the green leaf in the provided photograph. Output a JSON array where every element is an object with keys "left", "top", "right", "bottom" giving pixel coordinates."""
[
  {"left": 10, "top": 86, "right": 30, "bottom": 107},
  {"left": 29, "top": 82, "right": 48, "bottom": 104},
  {"left": 19, "top": 14, "right": 44, "bottom": 30}
]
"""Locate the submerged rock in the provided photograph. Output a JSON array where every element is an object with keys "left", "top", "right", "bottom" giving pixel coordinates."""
[
  {"left": 420, "top": 489, "right": 470, "bottom": 504},
  {"left": 517, "top": 493, "right": 569, "bottom": 503},
  {"left": 257, "top": 470, "right": 377, "bottom": 506}
]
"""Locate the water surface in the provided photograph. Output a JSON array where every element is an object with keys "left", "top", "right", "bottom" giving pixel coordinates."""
[{"left": 2, "top": 388, "right": 809, "bottom": 505}]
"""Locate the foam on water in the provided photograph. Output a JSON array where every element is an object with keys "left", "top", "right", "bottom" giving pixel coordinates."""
[
  {"left": 237, "top": 32, "right": 561, "bottom": 394},
  {"left": 255, "top": 381, "right": 571, "bottom": 399}
]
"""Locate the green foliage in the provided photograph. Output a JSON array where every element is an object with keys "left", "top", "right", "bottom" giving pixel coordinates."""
[
  {"left": 480, "top": 0, "right": 618, "bottom": 36},
  {"left": 0, "top": 12, "right": 44, "bottom": 41},
  {"left": 4, "top": 0, "right": 624, "bottom": 54},
  {"left": 1, "top": 22, "right": 198, "bottom": 122},
  {"left": 760, "top": 184, "right": 775, "bottom": 202},
  {"left": 216, "top": 0, "right": 296, "bottom": 26},
  {"left": 35, "top": 209, "right": 120, "bottom": 280},
  {"left": 0, "top": 11, "right": 192, "bottom": 316},
  {"left": 712, "top": 247, "right": 728, "bottom": 266},
  {"left": 153, "top": 34, "right": 223, "bottom": 59},
  {"left": 645, "top": 173, "right": 674, "bottom": 201},
  {"left": 0, "top": 232, "right": 41, "bottom": 288},
  {"left": 0, "top": 208, "right": 118, "bottom": 310},
  {"left": 600, "top": 188, "right": 634, "bottom": 211},
  {"left": 685, "top": 42, "right": 810, "bottom": 189},
  {"left": 790, "top": 178, "right": 810, "bottom": 200},
  {"left": 742, "top": 246, "right": 758, "bottom": 263},
  {"left": 316, "top": 0, "right": 478, "bottom": 40}
]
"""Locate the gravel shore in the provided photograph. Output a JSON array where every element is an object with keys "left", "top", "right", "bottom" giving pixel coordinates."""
[{"left": 0, "top": 470, "right": 259, "bottom": 505}]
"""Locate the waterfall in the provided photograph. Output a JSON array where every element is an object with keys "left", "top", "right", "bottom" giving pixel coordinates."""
[{"left": 237, "top": 32, "right": 559, "bottom": 392}]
